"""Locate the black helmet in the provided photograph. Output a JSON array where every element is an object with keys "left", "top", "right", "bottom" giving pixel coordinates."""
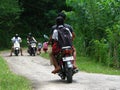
[
  {"left": 58, "top": 12, "right": 66, "bottom": 20},
  {"left": 15, "top": 34, "right": 18, "bottom": 38},
  {"left": 56, "top": 16, "right": 64, "bottom": 25}
]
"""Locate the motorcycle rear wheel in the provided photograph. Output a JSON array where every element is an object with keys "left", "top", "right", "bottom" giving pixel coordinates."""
[{"left": 66, "top": 68, "right": 73, "bottom": 83}]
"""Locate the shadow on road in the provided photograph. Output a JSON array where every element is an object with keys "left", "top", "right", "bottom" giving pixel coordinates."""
[{"left": 47, "top": 79, "right": 77, "bottom": 84}]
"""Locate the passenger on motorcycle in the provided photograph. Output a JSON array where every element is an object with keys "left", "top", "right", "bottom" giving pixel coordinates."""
[
  {"left": 43, "top": 41, "right": 48, "bottom": 53},
  {"left": 57, "top": 12, "right": 77, "bottom": 67},
  {"left": 27, "top": 33, "right": 37, "bottom": 51},
  {"left": 37, "top": 42, "right": 42, "bottom": 55},
  {"left": 49, "top": 13, "right": 78, "bottom": 74},
  {"left": 10, "top": 34, "right": 23, "bottom": 56}
]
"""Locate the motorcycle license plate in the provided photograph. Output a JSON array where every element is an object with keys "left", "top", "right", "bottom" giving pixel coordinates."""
[{"left": 62, "top": 56, "right": 74, "bottom": 61}]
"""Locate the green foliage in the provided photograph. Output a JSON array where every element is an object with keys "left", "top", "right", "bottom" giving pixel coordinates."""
[
  {"left": 0, "top": 0, "right": 21, "bottom": 48},
  {"left": 40, "top": 52, "right": 50, "bottom": 59},
  {"left": 19, "top": 0, "right": 69, "bottom": 36},
  {"left": 0, "top": 0, "right": 21, "bottom": 15},
  {"left": 0, "top": 0, "right": 21, "bottom": 29},
  {"left": 66, "top": 0, "right": 120, "bottom": 68},
  {"left": 77, "top": 56, "right": 120, "bottom": 75},
  {"left": 106, "top": 22, "right": 120, "bottom": 67},
  {"left": 93, "top": 39, "right": 108, "bottom": 63}
]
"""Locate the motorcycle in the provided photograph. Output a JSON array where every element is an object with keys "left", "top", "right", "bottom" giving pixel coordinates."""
[
  {"left": 13, "top": 40, "right": 20, "bottom": 56},
  {"left": 28, "top": 41, "right": 37, "bottom": 56},
  {"left": 43, "top": 34, "right": 78, "bottom": 83},
  {"left": 55, "top": 46, "right": 78, "bottom": 83}
]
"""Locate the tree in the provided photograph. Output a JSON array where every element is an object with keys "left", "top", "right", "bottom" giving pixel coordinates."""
[
  {"left": 66, "top": 0, "right": 120, "bottom": 67},
  {"left": 19, "top": 0, "right": 70, "bottom": 37},
  {"left": 0, "top": 0, "right": 21, "bottom": 48}
]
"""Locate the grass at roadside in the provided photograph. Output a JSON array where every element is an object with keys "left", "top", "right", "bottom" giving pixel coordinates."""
[
  {"left": 0, "top": 56, "right": 32, "bottom": 90},
  {"left": 40, "top": 52, "right": 120, "bottom": 75},
  {"left": 40, "top": 52, "right": 50, "bottom": 59},
  {"left": 77, "top": 56, "right": 120, "bottom": 75}
]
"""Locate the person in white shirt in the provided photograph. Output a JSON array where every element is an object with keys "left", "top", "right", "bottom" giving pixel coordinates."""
[{"left": 10, "top": 34, "right": 23, "bottom": 56}]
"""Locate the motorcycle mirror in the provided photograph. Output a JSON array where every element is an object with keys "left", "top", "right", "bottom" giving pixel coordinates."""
[{"left": 43, "top": 34, "right": 49, "bottom": 40}]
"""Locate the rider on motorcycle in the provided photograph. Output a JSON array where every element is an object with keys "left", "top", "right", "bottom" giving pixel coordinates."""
[
  {"left": 10, "top": 34, "right": 23, "bottom": 56},
  {"left": 49, "top": 14, "right": 78, "bottom": 74},
  {"left": 43, "top": 40, "right": 48, "bottom": 53},
  {"left": 37, "top": 42, "right": 42, "bottom": 55},
  {"left": 27, "top": 33, "right": 37, "bottom": 52}
]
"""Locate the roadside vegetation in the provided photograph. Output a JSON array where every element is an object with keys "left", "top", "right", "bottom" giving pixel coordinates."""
[
  {"left": 66, "top": 0, "right": 120, "bottom": 68},
  {"left": 0, "top": 56, "right": 32, "bottom": 90},
  {"left": 40, "top": 52, "right": 50, "bottom": 59},
  {"left": 76, "top": 56, "right": 120, "bottom": 75}
]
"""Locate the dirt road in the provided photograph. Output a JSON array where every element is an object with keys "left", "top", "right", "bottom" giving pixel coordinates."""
[{"left": 1, "top": 51, "right": 120, "bottom": 90}]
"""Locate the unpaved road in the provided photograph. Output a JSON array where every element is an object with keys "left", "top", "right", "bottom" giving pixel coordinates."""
[{"left": 1, "top": 50, "right": 120, "bottom": 90}]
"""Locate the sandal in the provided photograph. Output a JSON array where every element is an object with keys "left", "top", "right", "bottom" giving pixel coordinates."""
[{"left": 52, "top": 67, "right": 60, "bottom": 74}]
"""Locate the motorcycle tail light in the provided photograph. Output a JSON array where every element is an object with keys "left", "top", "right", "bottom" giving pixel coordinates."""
[{"left": 62, "top": 49, "right": 72, "bottom": 55}]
